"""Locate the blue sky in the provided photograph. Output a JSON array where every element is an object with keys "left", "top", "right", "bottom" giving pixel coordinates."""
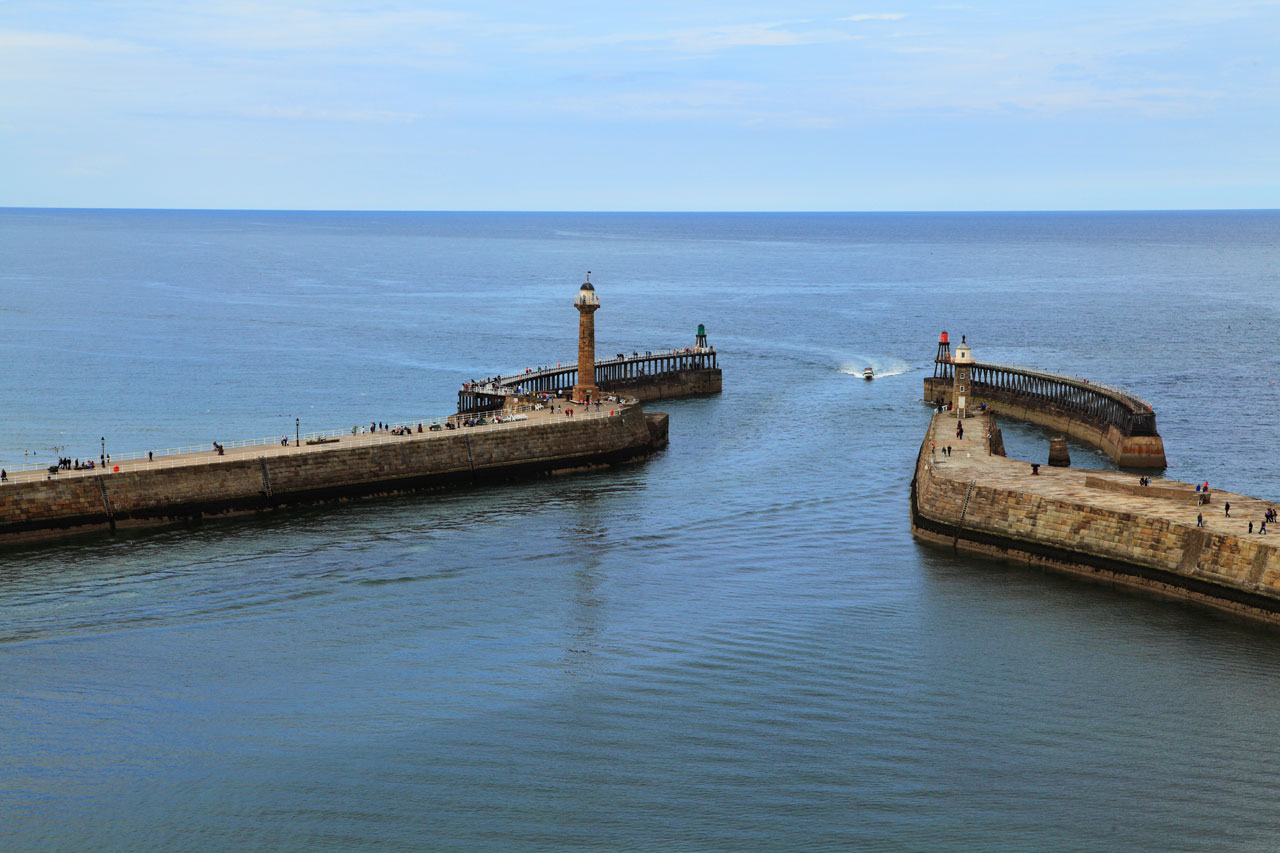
[{"left": 2, "top": 1, "right": 1277, "bottom": 210}]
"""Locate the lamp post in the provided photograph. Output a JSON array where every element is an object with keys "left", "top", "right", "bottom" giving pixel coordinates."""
[
  {"left": 296, "top": 418, "right": 300, "bottom": 447},
  {"left": 100, "top": 436, "right": 105, "bottom": 468}
]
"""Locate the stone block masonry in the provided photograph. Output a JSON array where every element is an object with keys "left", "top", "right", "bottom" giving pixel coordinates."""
[
  {"left": 911, "top": 411, "right": 1280, "bottom": 625},
  {"left": 603, "top": 368, "right": 722, "bottom": 402},
  {"left": 0, "top": 405, "right": 661, "bottom": 547}
]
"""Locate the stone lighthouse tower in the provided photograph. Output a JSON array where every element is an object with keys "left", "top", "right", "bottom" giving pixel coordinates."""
[
  {"left": 952, "top": 335, "right": 974, "bottom": 419},
  {"left": 572, "top": 273, "right": 600, "bottom": 403}
]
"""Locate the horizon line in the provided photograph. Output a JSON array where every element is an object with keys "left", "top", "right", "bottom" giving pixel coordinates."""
[{"left": 3, "top": 205, "right": 1278, "bottom": 215}]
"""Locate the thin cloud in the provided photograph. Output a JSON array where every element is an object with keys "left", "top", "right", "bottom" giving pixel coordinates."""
[
  {"left": 188, "top": 6, "right": 466, "bottom": 52},
  {"left": 159, "top": 106, "right": 421, "bottom": 124},
  {"left": 840, "top": 14, "right": 907, "bottom": 21},
  {"left": 0, "top": 28, "right": 147, "bottom": 54},
  {"left": 537, "top": 21, "right": 856, "bottom": 55}
]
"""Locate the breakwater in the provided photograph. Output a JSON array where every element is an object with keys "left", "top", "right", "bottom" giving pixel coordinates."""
[
  {"left": 911, "top": 410, "right": 1280, "bottom": 624},
  {"left": 0, "top": 405, "right": 667, "bottom": 546},
  {"left": 925, "top": 357, "right": 1165, "bottom": 468}
]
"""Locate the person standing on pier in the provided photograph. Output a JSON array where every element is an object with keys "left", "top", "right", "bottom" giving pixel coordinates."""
[
  {"left": 1197, "top": 512, "right": 1205, "bottom": 528},
  {"left": 1225, "top": 501, "right": 1231, "bottom": 517}
]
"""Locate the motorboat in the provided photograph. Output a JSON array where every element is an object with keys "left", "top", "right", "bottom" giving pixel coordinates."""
[{"left": 863, "top": 366, "right": 874, "bottom": 381}]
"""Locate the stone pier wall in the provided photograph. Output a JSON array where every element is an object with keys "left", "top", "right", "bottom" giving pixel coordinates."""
[
  {"left": 0, "top": 405, "right": 659, "bottom": 546},
  {"left": 911, "top": 414, "right": 1280, "bottom": 624},
  {"left": 603, "top": 367, "right": 722, "bottom": 402}
]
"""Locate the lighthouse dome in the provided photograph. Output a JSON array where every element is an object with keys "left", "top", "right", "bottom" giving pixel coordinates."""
[{"left": 575, "top": 276, "right": 599, "bottom": 306}]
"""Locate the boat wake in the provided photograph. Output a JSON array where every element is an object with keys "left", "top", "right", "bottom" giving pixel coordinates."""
[{"left": 838, "top": 357, "right": 913, "bottom": 380}]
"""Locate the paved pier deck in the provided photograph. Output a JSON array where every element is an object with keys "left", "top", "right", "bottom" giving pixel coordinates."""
[
  {"left": 915, "top": 411, "right": 1280, "bottom": 624},
  {"left": 0, "top": 397, "right": 662, "bottom": 546},
  {"left": 1, "top": 395, "right": 605, "bottom": 487},
  {"left": 925, "top": 414, "right": 1273, "bottom": 537}
]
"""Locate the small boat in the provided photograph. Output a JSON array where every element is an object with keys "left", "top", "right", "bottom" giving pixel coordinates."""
[{"left": 863, "top": 367, "right": 874, "bottom": 381}]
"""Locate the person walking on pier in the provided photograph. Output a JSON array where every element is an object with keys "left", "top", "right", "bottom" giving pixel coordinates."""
[
  {"left": 0, "top": 469, "right": 6, "bottom": 483},
  {"left": 1225, "top": 501, "right": 1231, "bottom": 517},
  {"left": 1197, "top": 512, "right": 1205, "bottom": 528}
]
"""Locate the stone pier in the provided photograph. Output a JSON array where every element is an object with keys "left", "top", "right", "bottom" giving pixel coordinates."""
[{"left": 912, "top": 410, "right": 1280, "bottom": 625}]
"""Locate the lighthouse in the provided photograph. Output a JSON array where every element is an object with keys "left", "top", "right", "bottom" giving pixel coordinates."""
[
  {"left": 952, "top": 335, "right": 974, "bottom": 419},
  {"left": 572, "top": 273, "right": 600, "bottom": 403}
]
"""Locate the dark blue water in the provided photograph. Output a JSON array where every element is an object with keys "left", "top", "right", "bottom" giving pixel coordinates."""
[{"left": 2, "top": 209, "right": 1280, "bottom": 850}]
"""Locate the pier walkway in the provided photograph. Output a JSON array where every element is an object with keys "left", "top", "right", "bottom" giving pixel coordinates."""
[
  {"left": 925, "top": 414, "right": 1272, "bottom": 539},
  {"left": 0, "top": 395, "right": 616, "bottom": 487},
  {"left": 914, "top": 410, "right": 1280, "bottom": 624}
]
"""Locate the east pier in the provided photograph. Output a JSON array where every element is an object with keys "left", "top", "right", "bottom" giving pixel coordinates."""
[{"left": 914, "top": 334, "right": 1280, "bottom": 624}]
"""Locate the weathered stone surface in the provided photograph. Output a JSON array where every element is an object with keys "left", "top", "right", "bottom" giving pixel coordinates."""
[
  {"left": 605, "top": 368, "right": 721, "bottom": 402},
  {"left": 912, "top": 410, "right": 1280, "bottom": 625},
  {"left": 0, "top": 405, "right": 658, "bottom": 546}
]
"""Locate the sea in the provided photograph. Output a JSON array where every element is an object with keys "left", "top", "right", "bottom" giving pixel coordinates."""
[{"left": 2, "top": 209, "right": 1280, "bottom": 851}]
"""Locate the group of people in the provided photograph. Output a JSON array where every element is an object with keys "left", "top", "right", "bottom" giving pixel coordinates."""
[
  {"left": 1249, "top": 508, "right": 1280, "bottom": 535},
  {"left": 54, "top": 457, "right": 96, "bottom": 471},
  {"left": 212, "top": 442, "right": 225, "bottom": 456},
  {"left": 1185, "top": 483, "right": 1278, "bottom": 536}
]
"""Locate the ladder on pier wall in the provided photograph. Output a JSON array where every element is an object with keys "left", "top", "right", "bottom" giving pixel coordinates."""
[{"left": 955, "top": 480, "right": 977, "bottom": 550}]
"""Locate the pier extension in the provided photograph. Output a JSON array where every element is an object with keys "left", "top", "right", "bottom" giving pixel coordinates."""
[{"left": 923, "top": 332, "right": 1165, "bottom": 468}]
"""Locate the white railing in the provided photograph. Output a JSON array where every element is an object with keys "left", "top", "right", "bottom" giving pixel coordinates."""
[
  {"left": 0, "top": 403, "right": 631, "bottom": 481},
  {"left": 487, "top": 348, "right": 717, "bottom": 392},
  {"left": 966, "top": 360, "right": 1154, "bottom": 413}
]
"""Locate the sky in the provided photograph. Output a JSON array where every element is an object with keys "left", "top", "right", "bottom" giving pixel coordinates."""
[{"left": 1, "top": 0, "right": 1278, "bottom": 210}]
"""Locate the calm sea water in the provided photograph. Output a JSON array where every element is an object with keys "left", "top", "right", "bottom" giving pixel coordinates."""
[{"left": 2, "top": 209, "right": 1280, "bottom": 851}]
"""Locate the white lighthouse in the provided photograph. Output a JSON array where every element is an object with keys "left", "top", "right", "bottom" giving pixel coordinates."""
[{"left": 952, "top": 336, "right": 974, "bottom": 419}]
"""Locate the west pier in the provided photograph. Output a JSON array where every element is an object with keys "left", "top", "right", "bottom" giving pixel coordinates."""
[
  {"left": 913, "top": 335, "right": 1280, "bottom": 624},
  {"left": 458, "top": 278, "right": 720, "bottom": 415},
  {"left": 0, "top": 276, "right": 717, "bottom": 547}
]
